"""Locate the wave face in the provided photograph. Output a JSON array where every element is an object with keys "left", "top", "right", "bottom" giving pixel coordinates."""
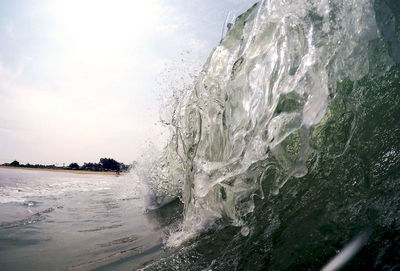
[{"left": 149, "top": 0, "right": 400, "bottom": 269}]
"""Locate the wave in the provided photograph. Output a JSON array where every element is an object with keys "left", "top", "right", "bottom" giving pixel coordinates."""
[
  {"left": 0, "top": 207, "right": 55, "bottom": 230},
  {"left": 144, "top": 0, "right": 400, "bottom": 269}
]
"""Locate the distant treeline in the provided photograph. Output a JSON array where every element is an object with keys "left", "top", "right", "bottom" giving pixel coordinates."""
[{"left": 2, "top": 158, "right": 133, "bottom": 173}]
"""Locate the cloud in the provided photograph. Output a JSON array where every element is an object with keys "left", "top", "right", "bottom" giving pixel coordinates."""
[{"left": 0, "top": 57, "right": 163, "bottom": 164}]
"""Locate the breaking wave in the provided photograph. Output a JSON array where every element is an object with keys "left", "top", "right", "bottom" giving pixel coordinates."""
[{"left": 142, "top": 0, "right": 400, "bottom": 269}]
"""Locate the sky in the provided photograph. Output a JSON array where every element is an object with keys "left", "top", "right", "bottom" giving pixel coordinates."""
[{"left": 0, "top": 0, "right": 258, "bottom": 165}]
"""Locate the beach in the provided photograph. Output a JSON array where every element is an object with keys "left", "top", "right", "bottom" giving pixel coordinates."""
[{"left": 0, "top": 165, "right": 123, "bottom": 176}]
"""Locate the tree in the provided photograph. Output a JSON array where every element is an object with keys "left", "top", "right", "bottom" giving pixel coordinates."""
[
  {"left": 82, "top": 162, "right": 102, "bottom": 171},
  {"left": 10, "top": 160, "right": 20, "bottom": 167},
  {"left": 68, "top": 163, "right": 80, "bottom": 170},
  {"left": 99, "top": 158, "right": 120, "bottom": 171}
]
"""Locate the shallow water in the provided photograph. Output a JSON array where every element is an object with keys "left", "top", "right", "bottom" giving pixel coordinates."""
[{"left": 0, "top": 168, "right": 170, "bottom": 270}]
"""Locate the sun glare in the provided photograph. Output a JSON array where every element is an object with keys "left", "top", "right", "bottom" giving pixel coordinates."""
[
  {"left": 46, "top": 0, "right": 162, "bottom": 92},
  {"left": 52, "top": 0, "right": 160, "bottom": 39},
  {"left": 50, "top": 0, "right": 160, "bottom": 57}
]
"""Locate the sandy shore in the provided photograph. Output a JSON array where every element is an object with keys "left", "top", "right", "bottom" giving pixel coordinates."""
[{"left": 0, "top": 166, "right": 124, "bottom": 176}]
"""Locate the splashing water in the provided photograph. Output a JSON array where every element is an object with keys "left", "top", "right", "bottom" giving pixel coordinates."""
[{"left": 143, "top": 0, "right": 400, "bottom": 269}]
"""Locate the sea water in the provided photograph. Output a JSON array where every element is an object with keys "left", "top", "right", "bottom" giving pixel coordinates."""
[
  {"left": 0, "top": 167, "right": 178, "bottom": 270},
  {"left": 140, "top": 0, "right": 400, "bottom": 269}
]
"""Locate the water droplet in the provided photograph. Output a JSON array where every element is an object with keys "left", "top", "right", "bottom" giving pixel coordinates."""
[{"left": 241, "top": 226, "right": 250, "bottom": 237}]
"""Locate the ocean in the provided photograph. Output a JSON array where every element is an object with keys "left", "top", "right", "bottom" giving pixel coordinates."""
[
  {"left": 139, "top": 0, "right": 400, "bottom": 269},
  {"left": 0, "top": 167, "right": 176, "bottom": 270}
]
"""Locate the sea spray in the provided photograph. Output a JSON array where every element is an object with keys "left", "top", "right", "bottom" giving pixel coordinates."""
[
  {"left": 143, "top": 0, "right": 400, "bottom": 269},
  {"left": 133, "top": 58, "right": 203, "bottom": 210}
]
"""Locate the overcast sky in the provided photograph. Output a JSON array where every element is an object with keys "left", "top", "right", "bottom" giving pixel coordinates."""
[{"left": 0, "top": 0, "right": 257, "bottom": 165}]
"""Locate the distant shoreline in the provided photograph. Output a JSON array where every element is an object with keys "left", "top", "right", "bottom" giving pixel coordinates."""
[{"left": 0, "top": 166, "right": 124, "bottom": 176}]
